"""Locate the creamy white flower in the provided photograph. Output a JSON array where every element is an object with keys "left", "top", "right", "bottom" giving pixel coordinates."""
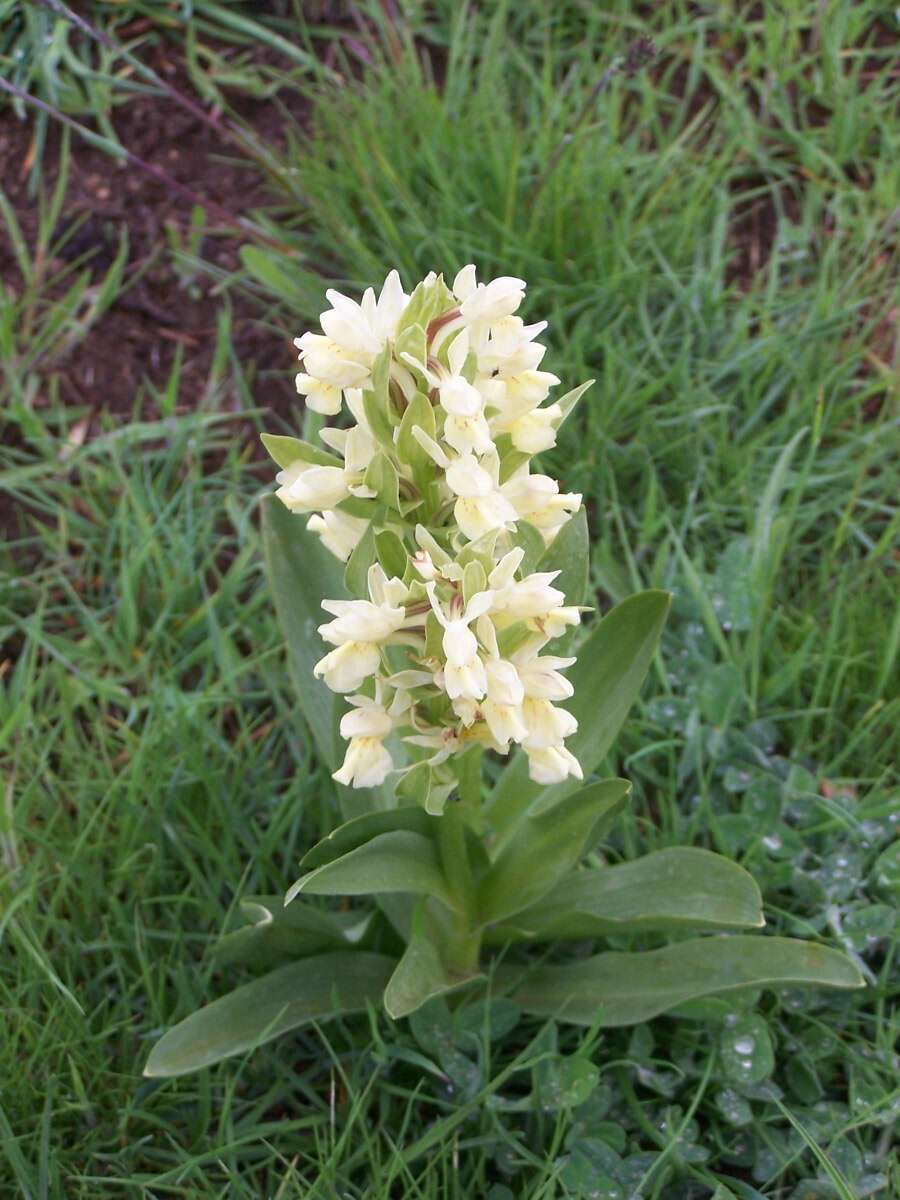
[
  {"left": 524, "top": 744, "right": 584, "bottom": 785},
  {"left": 445, "top": 452, "right": 492, "bottom": 498},
  {"left": 484, "top": 655, "right": 525, "bottom": 707},
  {"left": 491, "top": 569, "right": 566, "bottom": 622},
  {"left": 455, "top": 493, "right": 519, "bottom": 541},
  {"left": 511, "top": 645, "right": 576, "bottom": 701},
  {"left": 453, "top": 265, "right": 526, "bottom": 325},
  {"left": 427, "top": 583, "right": 494, "bottom": 700},
  {"left": 487, "top": 367, "right": 563, "bottom": 452},
  {"left": 340, "top": 696, "right": 394, "bottom": 739},
  {"left": 346, "top": 427, "right": 379, "bottom": 477},
  {"left": 414, "top": 525, "right": 452, "bottom": 570},
  {"left": 307, "top": 510, "right": 368, "bottom": 562},
  {"left": 502, "top": 369, "right": 560, "bottom": 407},
  {"left": 521, "top": 697, "right": 578, "bottom": 748},
  {"left": 437, "top": 330, "right": 480, "bottom": 415},
  {"left": 478, "top": 317, "right": 548, "bottom": 378},
  {"left": 443, "top": 412, "right": 494, "bottom": 456},
  {"left": 411, "top": 549, "right": 439, "bottom": 581},
  {"left": 323, "top": 269, "right": 408, "bottom": 350},
  {"left": 313, "top": 641, "right": 382, "bottom": 693},
  {"left": 314, "top": 566, "right": 407, "bottom": 693},
  {"left": 333, "top": 736, "right": 393, "bottom": 787},
  {"left": 540, "top": 605, "right": 585, "bottom": 640},
  {"left": 276, "top": 461, "right": 349, "bottom": 513},
  {"left": 367, "top": 562, "right": 409, "bottom": 609},
  {"left": 318, "top": 599, "right": 405, "bottom": 645},
  {"left": 504, "top": 402, "right": 563, "bottom": 454},
  {"left": 294, "top": 372, "right": 342, "bottom": 416},
  {"left": 404, "top": 726, "right": 461, "bottom": 767},
  {"left": 446, "top": 453, "right": 519, "bottom": 540},
  {"left": 294, "top": 333, "right": 371, "bottom": 388},
  {"left": 293, "top": 270, "right": 408, "bottom": 418},
  {"left": 401, "top": 329, "right": 493, "bottom": 456},
  {"left": 502, "top": 469, "right": 582, "bottom": 542},
  {"left": 487, "top": 547, "right": 525, "bottom": 590},
  {"left": 482, "top": 698, "right": 528, "bottom": 748}
]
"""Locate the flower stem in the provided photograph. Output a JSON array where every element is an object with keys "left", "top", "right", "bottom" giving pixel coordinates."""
[{"left": 436, "top": 754, "right": 486, "bottom": 975}]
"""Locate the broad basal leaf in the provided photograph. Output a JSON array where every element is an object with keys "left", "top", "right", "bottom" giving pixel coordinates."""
[
  {"left": 261, "top": 494, "right": 346, "bottom": 771},
  {"left": 299, "top": 807, "right": 437, "bottom": 873},
  {"left": 499, "top": 936, "right": 864, "bottom": 1026},
  {"left": 486, "top": 590, "right": 670, "bottom": 851},
  {"left": 538, "top": 506, "right": 589, "bottom": 608},
  {"left": 478, "top": 780, "right": 630, "bottom": 925},
  {"left": 285, "top": 830, "right": 457, "bottom": 911},
  {"left": 383, "top": 901, "right": 482, "bottom": 1020},
  {"left": 144, "top": 952, "right": 396, "bottom": 1077},
  {"left": 214, "top": 895, "right": 372, "bottom": 969},
  {"left": 485, "top": 847, "right": 764, "bottom": 943}
]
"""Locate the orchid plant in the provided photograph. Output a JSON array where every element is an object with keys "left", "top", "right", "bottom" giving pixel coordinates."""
[{"left": 146, "top": 269, "right": 862, "bottom": 1078}]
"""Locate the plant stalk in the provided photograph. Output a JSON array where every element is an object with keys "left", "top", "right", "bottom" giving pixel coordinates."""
[{"left": 436, "top": 759, "right": 485, "bottom": 975}]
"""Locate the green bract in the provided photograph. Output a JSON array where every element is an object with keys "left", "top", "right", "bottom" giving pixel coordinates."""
[{"left": 147, "top": 270, "right": 863, "bottom": 1079}]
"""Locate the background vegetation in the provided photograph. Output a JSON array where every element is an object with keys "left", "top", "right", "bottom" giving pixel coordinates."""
[{"left": 1, "top": 2, "right": 897, "bottom": 1196}]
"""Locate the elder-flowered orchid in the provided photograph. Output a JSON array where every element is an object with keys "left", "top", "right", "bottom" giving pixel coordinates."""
[
  {"left": 149, "top": 265, "right": 847, "bottom": 1087},
  {"left": 270, "top": 266, "right": 594, "bottom": 790}
]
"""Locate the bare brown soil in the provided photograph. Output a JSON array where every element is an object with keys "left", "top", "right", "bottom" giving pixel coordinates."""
[{"left": 0, "top": 39, "right": 303, "bottom": 437}]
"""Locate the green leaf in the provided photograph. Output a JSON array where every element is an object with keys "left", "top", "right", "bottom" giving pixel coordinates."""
[
  {"left": 499, "top": 936, "right": 864, "bottom": 1027},
  {"left": 213, "top": 896, "right": 371, "bottom": 969},
  {"left": 395, "top": 322, "right": 427, "bottom": 374},
  {"left": 364, "top": 453, "right": 401, "bottom": 511},
  {"left": 299, "top": 807, "right": 436, "bottom": 872},
  {"left": 496, "top": 620, "right": 535, "bottom": 659},
  {"left": 144, "top": 952, "right": 396, "bottom": 1077},
  {"left": 462, "top": 560, "right": 488, "bottom": 605},
  {"left": 344, "top": 520, "right": 376, "bottom": 596},
  {"left": 383, "top": 902, "right": 481, "bottom": 1019},
  {"left": 395, "top": 760, "right": 434, "bottom": 810},
  {"left": 286, "top": 831, "right": 458, "bottom": 911},
  {"left": 260, "top": 433, "right": 343, "bottom": 471},
  {"left": 554, "top": 379, "right": 594, "bottom": 428},
  {"left": 515, "top": 520, "right": 546, "bottom": 575},
  {"left": 719, "top": 1014, "right": 774, "bottom": 1085},
  {"left": 873, "top": 840, "right": 900, "bottom": 896},
  {"left": 261, "top": 495, "right": 345, "bottom": 770},
  {"left": 395, "top": 275, "right": 455, "bottom": 337},
  {"left": 539, "top": 507, "right": 589, "bottom": 607},
  {"left": 375, "top": 529, "right": 408, "bottom": 579},
  {"left": 397, "top": 391, "right": 438, "bottom": 484},
  {"left": 337, "top": 495, "right": 380, "bottom": 521},
  {"left": 485, "top": 847, "right": 764, "bottom": 943},
  {"left": 363, "top": 347, "right": 396, "bottom": 447},
  {"left": 478, "top": 780, "right": 631, "bottom": 924},
  {"left": 495, "top": 433, "right": 530, "bottom": 483},
  {"left": 486, "top": 590, "right": 670, "bottom": 853}
]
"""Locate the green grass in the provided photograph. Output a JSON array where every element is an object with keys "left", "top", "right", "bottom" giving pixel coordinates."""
[{"left": 1, "top": 1, "right": 898, "bottom": 1195}]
